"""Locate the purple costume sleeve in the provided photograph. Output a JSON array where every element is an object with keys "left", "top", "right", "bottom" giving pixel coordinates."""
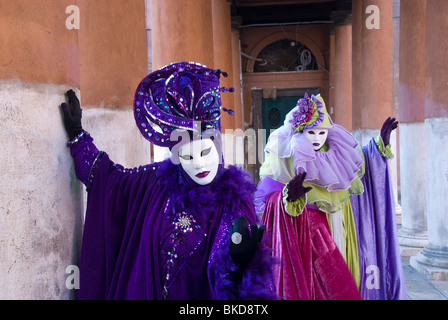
[
  {"left": 68, "top": 130, "right": 100, "bottom": 190},
  {"left": 254, "top": 176, "right": 286, "bottom": 213}
]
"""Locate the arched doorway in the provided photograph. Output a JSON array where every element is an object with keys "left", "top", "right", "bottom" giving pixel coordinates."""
[{"left": 241, "top": 31, "right": 330, "bottom": 182}]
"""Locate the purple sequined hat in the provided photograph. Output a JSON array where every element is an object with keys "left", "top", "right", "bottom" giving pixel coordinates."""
[{"left": 134, "top": 61, "right": 232, "bottom": 148}]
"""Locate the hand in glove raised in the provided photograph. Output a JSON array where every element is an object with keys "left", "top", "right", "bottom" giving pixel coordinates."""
[
  {"left": 60, "top": 90, "right": 83, "bottom": 139},
  {"left": 380, "top": 117, "right": 398, "bottom": 146},
  {"left": 287, "top": 171, "right": 312, "bottom": 202}
]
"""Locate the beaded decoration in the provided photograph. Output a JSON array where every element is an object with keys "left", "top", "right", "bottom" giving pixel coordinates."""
[
  {"left": 133, "top": 62, "right": 234, "bottom": 148},
  {"left": 162, "top": 199, "right": 203, "bottom": 299}
]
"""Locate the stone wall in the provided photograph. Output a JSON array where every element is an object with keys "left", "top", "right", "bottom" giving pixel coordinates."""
[{"left": 0, "top": 0, "right": 148, "bottom": 299}]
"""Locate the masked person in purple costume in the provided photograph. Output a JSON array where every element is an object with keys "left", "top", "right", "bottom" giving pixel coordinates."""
[
  {"left": 255, "top": 93, "right": 406, "bottom": 300},
  {"left": 60, "top": 62, "right": 276, "bottom": 300}
]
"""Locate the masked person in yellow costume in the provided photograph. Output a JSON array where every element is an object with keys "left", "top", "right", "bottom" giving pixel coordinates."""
[{"left": 255, "top": 93, "right": 406, "bottom": 300}]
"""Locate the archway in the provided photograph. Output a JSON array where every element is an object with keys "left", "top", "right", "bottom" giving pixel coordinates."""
[
  {"left": 245, "top": 31, "right": 326, "bottom": 73},
  {"left": 254, "top": 39, "right": 319, "bottom": 72}
]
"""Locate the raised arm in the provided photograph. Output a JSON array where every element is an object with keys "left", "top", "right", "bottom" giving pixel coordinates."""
[{"left": 375, "top": 117, "right": 398, "bottom": 159}]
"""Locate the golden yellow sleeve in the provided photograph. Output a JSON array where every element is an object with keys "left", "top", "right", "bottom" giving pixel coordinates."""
[{"left": 282, "top": 184, "right": 307, "bottom": 217}]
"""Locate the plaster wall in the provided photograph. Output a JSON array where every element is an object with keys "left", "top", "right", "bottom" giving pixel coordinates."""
[
  {"left": 81, "top": 108, "right": 152, "bottom": 168},
  {"left": 0, "top": 81, "right": 83, "bottom": 299},
  {"left": 0, "top": 82, "right": 151, "bottom": 299},
  {"left": 0, "top": 0, "right": 148, "bottom": 299}
]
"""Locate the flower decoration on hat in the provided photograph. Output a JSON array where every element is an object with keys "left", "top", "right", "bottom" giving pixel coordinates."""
[
  {"left": 133, "top": 62, "right": 234, "bottom": 148},
  {"left": 290, "top": 93, "right": 332, "bottom": 132}
]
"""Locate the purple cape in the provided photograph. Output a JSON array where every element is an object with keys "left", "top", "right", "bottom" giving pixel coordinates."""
[
  {"left": 69, "top": 131, "right": 276, "bottom": 300},
  {"left": 350, "top": 139, "right": 407, "bottom": 300}
]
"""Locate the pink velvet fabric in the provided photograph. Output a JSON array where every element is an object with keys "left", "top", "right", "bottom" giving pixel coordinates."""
[{"left": 262, "top": 191, "right": 362, "bottom": 300}]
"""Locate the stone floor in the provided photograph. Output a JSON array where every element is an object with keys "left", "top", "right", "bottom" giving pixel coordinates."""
[{"left": 402, "top": 257, "right": 448, "bottom": 300}]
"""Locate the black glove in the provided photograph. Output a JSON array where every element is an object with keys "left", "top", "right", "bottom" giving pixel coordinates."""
[
  {"left": 60, "top": 89, "right": 83, "bottom": 139},
  {"left": 229, "top": 215, "right": 265, "bottom": 269},
  {"left": 287, "top": 171, "right": 312, "bottom": 202},
  {"left": 380, "top": 117, "right": 398, "bottom": 146}
]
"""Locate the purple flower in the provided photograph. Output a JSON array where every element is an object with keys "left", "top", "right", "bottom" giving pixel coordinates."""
[{"left": 289, "top": 93, "right": 325, "bottom": 131}]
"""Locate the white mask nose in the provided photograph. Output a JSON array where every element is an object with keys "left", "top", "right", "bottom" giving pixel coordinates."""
[{"left": 194, "top": 159, "right": 205, "bottom": 170}]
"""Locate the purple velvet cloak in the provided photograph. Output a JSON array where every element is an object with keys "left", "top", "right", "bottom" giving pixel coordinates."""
[
  {"left": 350, "top": 139, "right": 407, "bottom": 300},
  {"left": 69, "top": 131, "right": 276, "bottom": 300}
]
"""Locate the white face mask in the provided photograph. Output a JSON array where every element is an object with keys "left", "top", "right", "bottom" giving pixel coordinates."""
[
  {"left": 178, "top": 138, "right": 220, "bottom": 185},
  {"left": 303, "top": 128, "right": 329, "bottom": 151}
]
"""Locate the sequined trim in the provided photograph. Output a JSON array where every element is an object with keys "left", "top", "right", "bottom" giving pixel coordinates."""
[
  {"left": 172, "top": 211, "right": 200, "bottom": 233},
  {"left": 86, "top": 151, "right": 104, "bottom": 192},
  {"left": 66, "top": 130, "right": 87, "bottom": 146},
  {"left": 208, "top": 208, "right": 233, "bottom": 268},
  {"left": 162, "top": 199, "right": 206, "bottom": 299},
  {"left": 111, "top": 162, "right": 159, "bottom": 175}
]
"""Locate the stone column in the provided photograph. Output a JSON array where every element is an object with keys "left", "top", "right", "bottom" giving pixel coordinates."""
[
  {"left": 78, "top": 0, "right": 150, "bottom": 168},
  {"left": 352, "top": 0, "right": 363, "bottom": 130},
  {"left": 0, "top": 0, "right": 149, "bottom": 299},
  {"left": 212, "top": 0, "right": 235, "bottom": 131},
  {"left": 0, "top": 0, "right": 82, "bottom": 299},
  {"left": 397, "top": 0, "right": 428, "bottom": 256},
  {"left": 151, "top": 0, "right": 214, "bottom": 69},
  {"left": 231, "top": 27, "right": 244, "bottom": 130},
  {"left": 410, "top": 0, "right": 448, "bottom": 280},
  {"left": 328, "top": 29, "right": 336, "bottom": 124},
  {"left": 352, "top": 0, "right": 399, "bottom": 212},
  {"left": 353, "top": 0, "right": 394, "bottom": 142},
  {"left": 150, "top": 0, "right": 217, "bottom": 160},
  {"left": 332, "top": 13, "right": 353, "bottom": 131}
]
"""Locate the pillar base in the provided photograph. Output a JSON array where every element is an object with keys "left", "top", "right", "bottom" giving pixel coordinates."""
[
  {"left": 410, "top": 245, "right": 448, "bottom": 280},
  {"left": 398, "top": 227, "right": 428, "bottom": 257},
  {"left": 395, "top": 204, "right": 402, "bottom": 225}
]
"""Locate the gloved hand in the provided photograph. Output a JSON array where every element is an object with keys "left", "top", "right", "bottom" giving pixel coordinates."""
[
  {"left": 229, "top": 215, "right": 265, "bottom": 269},
  {"left": 60, "top": 89, "right": 83, "bottom": 139},
  {"left": 380, "top": 117, "right": 398, "bottom": 146},
  {"left": 287, "top": 171, "right": 312, "bottom": 202}
]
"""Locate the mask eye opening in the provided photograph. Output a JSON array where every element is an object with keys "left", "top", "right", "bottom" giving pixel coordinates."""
[
  {"left": 180, "top": 154, "right": 193, "bottom": 161},
  {"left": 201, "top": 147, "right": 212, "bottom": 157}
]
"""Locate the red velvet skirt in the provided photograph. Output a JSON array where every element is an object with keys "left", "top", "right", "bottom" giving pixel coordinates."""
[{"left": 262, "top": 191, "right": 362, "bottom": 300}]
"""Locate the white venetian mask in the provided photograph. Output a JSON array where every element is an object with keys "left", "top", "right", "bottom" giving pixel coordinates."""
[
  {"left": 178, "top": 138, "right": 220, "bottom": 185},
  {"left": 303, "top": 128, "right": 329, "bottom": 151}
]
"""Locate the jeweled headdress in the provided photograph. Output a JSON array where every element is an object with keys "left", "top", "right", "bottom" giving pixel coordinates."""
[{"left": 133, "top": 62, "right": 233, "bottom": 148}]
